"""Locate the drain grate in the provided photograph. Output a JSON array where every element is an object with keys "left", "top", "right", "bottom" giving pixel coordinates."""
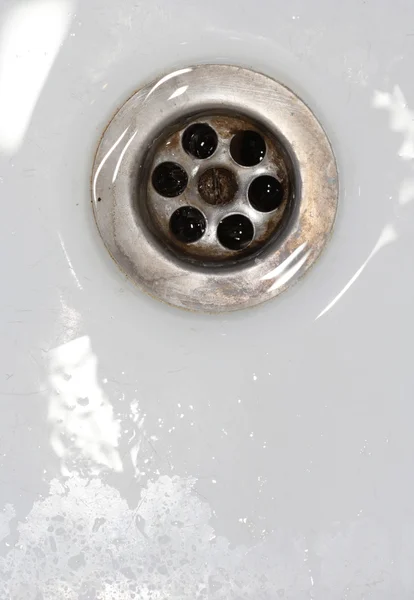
[
  {"left": 92, "top": 65, "right": 338, "bottom": 312},
  {"left": 145, "top": 113, "right": 292, "bottom": 264}
]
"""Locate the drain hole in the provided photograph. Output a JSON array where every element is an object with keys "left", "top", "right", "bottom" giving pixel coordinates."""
[
  {"left": 170, "top": 206, "right": 206, "bottom": 243},
  {"left": 230, "top": 131, "right": 266, "bottom": 166},
  {"left": 152, "top": 162, "right": 188, "bottom": 197},
  {"left": 198, "top": 167, "right": 238, "bottom": 206},
  {"left": 249, "top": 176, "right": 284, "bottom": 212},
  {"left": 182, "top": 123, "right": 218, "bottom": 159},
  {"left": 217, "top": 214, "right": 254, "bottom": 250}
]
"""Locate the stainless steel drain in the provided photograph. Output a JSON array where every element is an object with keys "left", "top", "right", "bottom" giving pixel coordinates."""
[
  {"left": 146, "top": 113, "right": 292, "bottom": 264},
  {"left": 92, "top": 65, "right": 338, "bottom": 312}
]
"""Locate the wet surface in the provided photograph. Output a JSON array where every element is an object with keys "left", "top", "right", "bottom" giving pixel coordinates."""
[{"left": 2, "top": 0, "right": 414, "bottom": 596}]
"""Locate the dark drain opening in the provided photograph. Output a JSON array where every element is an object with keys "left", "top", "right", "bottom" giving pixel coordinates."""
[
  {"left": 170, "top": 206, "right": 206, "bottom": 243},
  {"left": 217, "top": 214, "right": 254, "bottom": 250},
  {"left": 249, "top": 176, "right": 284, "bottom": 212},
  {"left": 230, "top": 130, "right": 266, "bottom": 166},
  {"left": 182, "top": 123, "right": 218, "bottom": 159},
  {"left": 152, "top": 162, "right": 188, "bottom": 197}
]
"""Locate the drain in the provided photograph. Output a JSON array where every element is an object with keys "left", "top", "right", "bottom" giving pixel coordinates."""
[
  {"left": 182, "top": 123, "right": 218, "bottom": 159},
  {"left": 248, "top": 176, "right": 284, "bottom": 213},
  {"left": 230, "top": 130, "right": 266, "bottom": 166},
  {"left": 217, "top": 214, "right": 254, "bottom": 251},
  {"left": 198, "top": 168, "right": 238, "bottom": 207},
  {"left": 152, "top": 162, "right": 188, "bottom": 198},
  {"left": 170, "top": 206, "right": 206, "bottom": 243},
  {"left": 145, "top": 112, "right": 291, "bottom": 264},
  {"left": 92, "top": 65, "right": 338, "bottom": 312}
]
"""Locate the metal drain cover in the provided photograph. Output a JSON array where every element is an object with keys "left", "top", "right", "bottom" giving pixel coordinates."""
[{"left": 92, "top": 65, "right": 338, "bottom": 312}]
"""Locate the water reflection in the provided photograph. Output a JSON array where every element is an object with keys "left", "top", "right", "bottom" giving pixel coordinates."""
[
  {"left": 317, "top": 84, "right": 414, "bottom": 319},
  {"left": 373, "top": 85, "right": 414, "bottom": 161},
  {"left": 92, "top": 125, "right": 129, "bottom": 201},
  {"left": 58, "top": 233, "right": 83, "bottom": 291},
  {"left": 262, "top": 242, "right": 310, "bottom": 292},
  {"left": 168, "top": 84, "right": 189, "bottom": 100},
  {"left": 373, "top": 85, "right": 414, "bottom": 206},
  {"left": 144, "top": 68, "right": 192, "bottom": 101},
  {"left": 0, "top": 0, "right": 72, "bottom": 154},
  {"left": 317, "top": 224, "right": 397, "bottom": 319},
  {"left": 112, "top": 130, "right": 137, "bottom": 183},
  {"left": 48, "top": 335, "right": 123, "bottom": 475}
]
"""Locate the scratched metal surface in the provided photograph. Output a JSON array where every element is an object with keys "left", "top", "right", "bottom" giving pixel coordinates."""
[{"left": 1, "top": 0, "right": 414, "bottom": 597}]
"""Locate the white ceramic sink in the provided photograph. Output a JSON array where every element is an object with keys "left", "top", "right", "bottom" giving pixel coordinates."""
[{"left": 1, "top": 0, "right": 414, "bottom": 597}]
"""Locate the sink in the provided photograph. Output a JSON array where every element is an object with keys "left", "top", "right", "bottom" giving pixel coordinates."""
[{"left": 1, "top": 0, "right": 414, "bottom": 597}]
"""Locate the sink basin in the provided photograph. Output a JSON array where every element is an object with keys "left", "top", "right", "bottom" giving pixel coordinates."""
[{"left": 1, "top": 0, "right": 414, "bottom": 597}]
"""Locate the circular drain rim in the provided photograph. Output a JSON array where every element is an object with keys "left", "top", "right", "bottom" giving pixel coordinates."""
[{"left": 92, "top": 64, "right": 338, "bottom": 313}]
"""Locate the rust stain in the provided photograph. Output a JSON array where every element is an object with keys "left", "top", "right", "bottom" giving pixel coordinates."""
[{"left": 198, "top": 167, "right": 238, "bottom": 206}]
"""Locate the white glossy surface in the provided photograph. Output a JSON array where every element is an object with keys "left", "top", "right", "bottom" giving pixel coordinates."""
[{"left": 1, "top": 0, "right": 414, "bottom": 597}]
